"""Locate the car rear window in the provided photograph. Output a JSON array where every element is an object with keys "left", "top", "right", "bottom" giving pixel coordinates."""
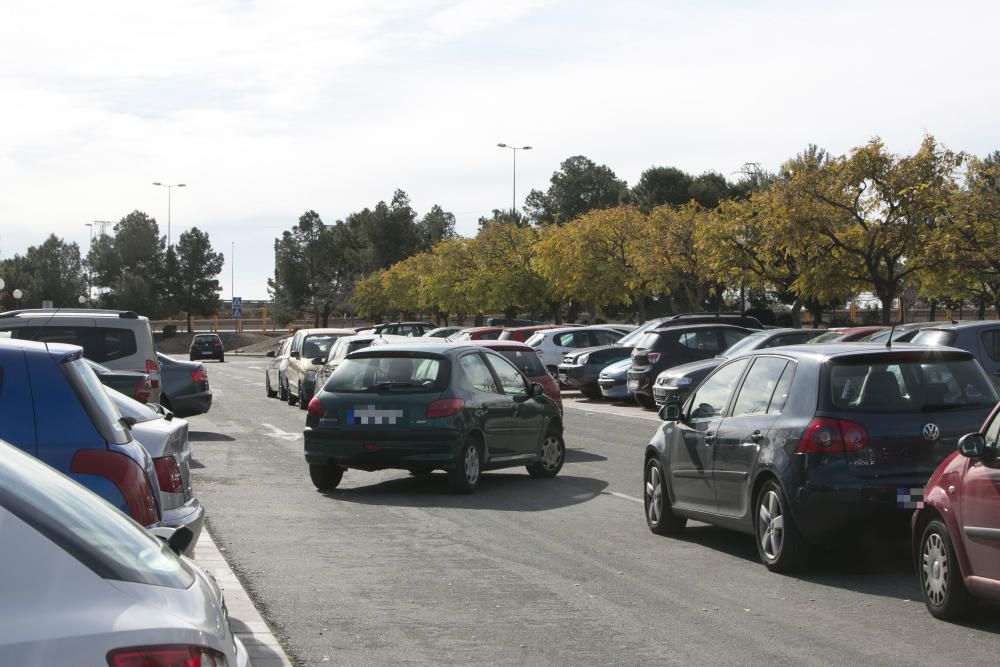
[
  {"left": 4, "top": 326, "right": 137, "bottom": 363},
  {"left": 722, "top": 332, "right": 766, "bottom": 357},
  {"left": 634, "top": 332, "right": 665, "bottom": 349},
  {"left": 497, "top": 349, "right": 546, "bottom": 376},
  {"left": 823, "top": 354, "right": 997, "bottom": 413},
  {"left": 61, "top": 357, "right": 131, "bottom": 445},
  {"left": 326, "top": 354, "right": 447, "bottom": 392},
  {"left": 0, "top": 442, "right": 194, "bottom": 589},
  {"left": 524, "top": 333, "right": 546, "bottom": 347},
  {"left": 911, "top": 330, "right": 958, "bottom": 347},
  {"left": 193, "top": 335, "right": 218, "bottom": 342}
]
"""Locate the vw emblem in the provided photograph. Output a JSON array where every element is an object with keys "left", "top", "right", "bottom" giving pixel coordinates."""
[{"left": 922, "top": 423, "right": 941, "bottom": 442}]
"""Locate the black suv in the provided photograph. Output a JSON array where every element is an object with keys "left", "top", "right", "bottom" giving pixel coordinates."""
[
  {"left": 644, "top": 344, "right": 997, "bottom": 572},
  {"left": 627, "top": 324, "right": 751, "bottom": 408}
]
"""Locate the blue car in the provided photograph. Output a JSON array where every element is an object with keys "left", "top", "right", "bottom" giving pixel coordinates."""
[
  {"left": 597, "top": 357, "right": 633, "bottom": 400},
  {"left": 0, "top": 339, "right": 161, "bottom": 526}
]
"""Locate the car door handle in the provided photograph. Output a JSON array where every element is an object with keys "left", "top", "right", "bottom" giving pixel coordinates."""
[
  {"left": 749, "top": 431, "right": 763, "bottom": 443},
  {"left": 512, "top": 404, "right": 519, "bottom": 416},
  {"left": 704, "top": 434, "right": 715, "bottom": 445}
]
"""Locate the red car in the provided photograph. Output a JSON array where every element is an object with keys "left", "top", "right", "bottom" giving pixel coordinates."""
[
  {"left": 471, "top": 341, "right": 561, "bottom": 412},
  {"left": 499, "top": 324, "right": 563, "bottom": 343},
  {"left": 449, "top": 327, "right": 504, "bottom": 341},
  {"left": 912, "top": 404, "right": 1000, "bottom": 619}
]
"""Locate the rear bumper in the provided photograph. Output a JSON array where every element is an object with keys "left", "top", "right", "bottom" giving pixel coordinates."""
[
  {"left": 304, "top": 428, "right": 464, "bottom": 471},
  {"left": 161, "top": 497, "right": 205, "bottom": 556},
  {"left": 791, "top": 478, "right": 930, "bottom": 544},
  {"left": 169, "top": 391, "right": 213, "bottom": 417}
]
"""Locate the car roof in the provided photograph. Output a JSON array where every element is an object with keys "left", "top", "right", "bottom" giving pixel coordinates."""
[
  {"left": 736, "top": 342, "right": 975, "bottom": 362},
  {"left": 349, "top": 343, "right": 470, "bottom": 357},
  {"left": 301, "top": 328, "right": 356, "bottom": 335},
  {"left": 469, "top": 340, "right": 533, "bottom": 351},
  {"left": 915, "top": 320, "right": 998, "bottom": 331},
  {"left": 0, "top": 337, "right": 81, "bottom": 360},
  {"left": 460, "top": 326, "right": 503, "bottom": 332},
  {"left": 0, "top": 308, "right": 147, "bottom": 320},
  {"left": 650, "top": 323, "right": 750, "bottom": 333}
]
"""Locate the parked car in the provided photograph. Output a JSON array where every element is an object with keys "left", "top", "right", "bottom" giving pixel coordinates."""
[
  {"left": 811, "top": 326, "right": 887, "bottom": 343},
  {"left": 286, "top": 328, "right": 355, "bottom": 408},
  {"left": 107, "top": 388, "right": 203, "bottom": 556},
  {"left": 303, "top": 344, "right": 565, "bottom": 493},
  {"left": 645, "top": 344, "right": 997, "bottom": 572},
  {"left": 913, "top": 320, "right": 1000, "bottom": 389},
  {"left": 526, "top": 325, "right": 627, "bottom": 375},
  {"left": 597, "top": 357, "right": 633, "bottom": 400},
  {"left": 473, "top": 340, "right": 562, "bottom": 412},
  {"left": 265, "top": 336, "right": 292, "bottom": 399},
  {"left": 314, "top": 334, "right": 380, "bottom": 391},
  {"left": 0, "top": 439, "right": 247, "bottom": 666},
  {"left": 0, "top": 308, "right": 162, "bottom": 403},
  {"left": 189, "top": 332, "right": 225, "bottom": 361},
  {"left": 86, "top": 358, "right": 152, "bottom": 403},
  {"left": 424, "top": 326, "right": 462, "bottom": 339},
  {"left": 858, "top": 322, "right": 929, "bottom": 343},
  {"left": 485, "top": 317, "right": 541, "bottom": 327},
  {"left": 0, "top": 339, "right": 160, "bottom": 526},
  {"left": 652, "top": 328, "right": 825, "bottom": 406},
  {"left": 913, "top": 403, "right": 1000, "bottom": 620},
  {"left": 628, "top": 324, "right": 752, "bottom": 408},
  {"left": 156, "top": 352, "right": 212, "bottom": 417},
  {"left": 448, "top": 326, "right": 504, "bottom": 341},
  {"left": 498, "top": 324, "right": 565, "bottom": 342},
  {"left": 657, "top": 312, "right": 765, "bottom": 330},
  {"left": 557, "top": 319, "right": 675, "bottom": 398},
  {"left": 356, "top": 321, "right": 432, "bottom": 336}
]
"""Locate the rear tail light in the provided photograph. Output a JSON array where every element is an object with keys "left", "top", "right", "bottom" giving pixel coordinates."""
[
  {"left": 307, "top": 396, "right": 325, "bottom": 417},
  {"left": 107, "top": 644, "right": 226, "bottom": 667},
  {"left": 427, "top": 398, "right": 465, "bottom": 418},
  {"left": 153, "top": 456, "right": 184, "bottom": 494},
  {"left": 191, "top": 369, "right": 209, "bottom": 384},
  {"left": 70, "top": 450, "right": 158, "bottom": 525},
  {"left": 213, "top": 341, "right": 222, "bottom": 348},
  {"left": 134, "top": 378, "right": 152, "bottom": 403},
  {"left": 646, "top": 352, "right": 662, "bottom": 364},
  {"left": 796, "top": 417, "right": 868, "bottom": 454},
  {"left": 146, "top": 359, "right": 160, "bottom": 388}
]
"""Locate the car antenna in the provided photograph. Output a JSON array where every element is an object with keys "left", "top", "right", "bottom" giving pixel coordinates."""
[{"left": 885, "top": 321, "right": 896, "bottom": 349}]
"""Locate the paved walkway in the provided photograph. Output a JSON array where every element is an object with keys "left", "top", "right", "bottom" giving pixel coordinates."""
[{"left": 194, "top": 530, "right": 295, "bottom": 667}]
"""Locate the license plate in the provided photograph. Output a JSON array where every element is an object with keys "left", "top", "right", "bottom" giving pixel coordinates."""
[
  {"left": 628, "top": 379, "right": 639, "bottom": 391},
  {"left": 559, "top": 372, "right": 568, "bottom": 382}
]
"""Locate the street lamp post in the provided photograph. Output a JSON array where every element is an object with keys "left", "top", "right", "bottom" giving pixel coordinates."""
[
  {"left": 496, "top": 143, "right": 532, "bottom": 214},
  {"left": 152, "top": 182, "right": 187, "bottom": 247}
]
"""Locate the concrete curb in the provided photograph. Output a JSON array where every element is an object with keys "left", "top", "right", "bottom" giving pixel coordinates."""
[{"left": 195, "top": 529, "right": 295, "bottom": 667}]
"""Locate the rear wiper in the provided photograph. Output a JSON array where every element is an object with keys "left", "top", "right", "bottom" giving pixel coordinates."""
[
  {"left": 372, "top": 381, "right": 429, "bottom": 391},
  {"left": 920, "top": 403, "right": 966, "bottom": 412}
]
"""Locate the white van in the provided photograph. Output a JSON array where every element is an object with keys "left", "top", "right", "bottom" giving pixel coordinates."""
[{"left": 0, "top": 309, "right": 161, "bottom": 403}]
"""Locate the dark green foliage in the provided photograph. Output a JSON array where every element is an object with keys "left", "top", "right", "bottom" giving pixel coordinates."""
[
  {"left": 632, "top": 166, "right": 693, "bottom": 211},
  {"left": 0, "top": 235, "right": 88, "bottom": 309},
  {"left": 525, "top": 155, "right": 629, "bottom": 224}
]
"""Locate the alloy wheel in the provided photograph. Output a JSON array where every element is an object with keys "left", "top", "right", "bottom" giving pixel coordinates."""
[
  {"left": 922, "top": 532, "right": 949, "bottom": 607},
  {"left": 464, "top": 444, "right": 480, "bottom": 484},
  {"left": 540, "top": 435, "right": 563, "bottom": 471},
  {"left": 758, "top": 489, "right": 785, "bottom": 561},
  {"left": 645, "top": 464, "right": 662, "bottom": 525}
]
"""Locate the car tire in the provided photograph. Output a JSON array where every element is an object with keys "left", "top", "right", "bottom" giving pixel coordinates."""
[
  {"left": 278, "top": 379, "right": 288, "bottom": 401},
  {"left": 644, "top": 458, "right": 686, "bottom": 535},
  {"left": 448, "top": 437, "right": 482, "bottom": 494},
  {"left": 580, "top": 387, "right": 602, "bottom": 400},
  {"left": 754, "top": 479, "right": 807, "bottom": 573},
  {"left": 287, "top": 383, "right": 297, "bottom": 406},
  {"left": 265, "top": 375, "right": 277, "bottom": 398},
  {"left": 189, "top": 354, "right": 196, "bottom": 361},
  {"left": 309, "top": 463, "right": 344, "bottom": 491},
  {"left": 635, "top": 393, "right": 656, "bottom": 410},
  {"left": 219, "top": 355, "right": 225, "bottom": 363},
  {"left": 298, "top": 383, "right": 308, "bottom": 410},
  {"left": 527, "top": 429, "right": 564, "bottom": 479},
  {"left": 919, "top": 518, "right": 975, "bottom": 620}
]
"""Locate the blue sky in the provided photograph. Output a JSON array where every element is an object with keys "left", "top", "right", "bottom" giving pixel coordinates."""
[{"left": 1, "top": 0, "right": 998, "bottom": 299}]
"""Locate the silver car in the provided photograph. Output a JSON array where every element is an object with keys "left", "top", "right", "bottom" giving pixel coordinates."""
[
  {"left": 108, "top": 388, "right": 204, "bottom": 556},
  {"left": 0, "top": 439, "right": 247, "bottom": 666},
  {"left": 266, "top": 336, "right": 291, "bottom": 400}
]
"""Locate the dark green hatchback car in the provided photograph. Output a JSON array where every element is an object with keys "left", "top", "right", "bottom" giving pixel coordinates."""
[{"left": 303, "top": 344, "right": 565, "bottom": 493}]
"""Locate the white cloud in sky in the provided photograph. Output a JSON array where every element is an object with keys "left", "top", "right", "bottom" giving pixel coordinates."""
[{"left": 1, "top": 0, "right": 998, "bottom": 298}]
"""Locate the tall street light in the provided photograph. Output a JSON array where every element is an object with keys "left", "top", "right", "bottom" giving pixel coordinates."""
[
  {"left": 496, "top": 143, "right": 531, "bottom": 214},
  {"left": 152, "top": 182, "right": 187, "bottom": 247}
]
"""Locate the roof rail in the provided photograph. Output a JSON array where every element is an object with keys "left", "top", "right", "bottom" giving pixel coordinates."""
[
  {"left": 670, "top": 312, "right": 744, "bottom": 320},
  {"left": 0, "top": 308, "right": 139, "bottom": 319}
]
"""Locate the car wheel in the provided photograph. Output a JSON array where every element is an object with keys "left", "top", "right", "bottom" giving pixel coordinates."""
[
  {"left": 189, "top": 354, "right": 196, "bottom": 361},
  {"left": 644, "top": 458, "right": 686, "bottom": 535},
  {"left": 527, "top": 429, "right": 565, "bottom": 479},
  {"left": 219, "top": 355, "right": 225, "bottom": 363},
  {"left": 309, "top": 463, "right": 344, "bottom": 491},
  {"left": 635, "top": 393, "right": 656, "bottom": 410},
  {"left": 265, "top": 374, "right": 277, "bottom": 398},
  {"left": 754, "top": 479, "right": 806, "bottom": 572},
  {"left": 448, "top": 437, "right": 482, "bottom": 494},
  {"left": 298, "top": 383, "right": 308, "bottom": 410},
  {"left": 278, "top": 378, "right": 288, "bottom": 401},
  {"left": 919, "top": 519, "right": 974, "bottom": 620},
  {"left": 287, "top": 383, "right": 297, "bottom": 405}
]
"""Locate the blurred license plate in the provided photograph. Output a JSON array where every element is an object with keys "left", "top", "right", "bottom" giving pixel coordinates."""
[
  {"left": 559, "top": 372, "right": 568, "bottom": 382},
  {"left": 627, "top": 379, "right": 639, "bottom": 390}
]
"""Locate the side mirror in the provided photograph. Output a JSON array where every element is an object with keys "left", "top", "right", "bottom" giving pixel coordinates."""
[
  {"left": 312, "top": 356, "right": 326, "bottom": 365},
  {"left": 530, "top": 382, "right": 544, "bottom": 398},
  {"left": 958, "top": 432, "right": 986, "bottom": 458},
  {"left": 266, "top": 351, "right": 276, "bottom": 358},
  {"left": 120, "top": 415, "right": 137, "bottom": 429},
  {"left": 659, "top": 393, "right": 683, "bottom": 421},
  {"left": 290, "top": 351, "right": 300, "bottom": 359}
]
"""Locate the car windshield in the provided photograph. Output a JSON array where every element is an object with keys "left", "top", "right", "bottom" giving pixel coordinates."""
[
  {"left": 303, "top": 334, "right": 338, "bottom": 359},
  {"left": 326, "top": 354, "right": 447, "bottom": 392},
  {"left": 824, "top": 354, "right": 997, "bottom": 413},
  {"left": 912, "top": 330, "right": 959, "bottom": 347},
  {"left": 720, "top": 332, "right": 766, "bottom": 357},
  {"left": 0, "top": 441, "right": 193, "bottom": 589},
  {"left": 498, "top": 349, "right": 546, "bottom": 376}
]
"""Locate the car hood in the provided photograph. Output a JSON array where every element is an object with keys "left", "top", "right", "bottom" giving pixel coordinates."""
[
  {"left": 658, "top": 357, "right": 723, "bottom": 379},
  {"left": 564, "top": 344, "right": 632, "bottom": 364},
  {"left": 599, "top": 357, "right": 633, "bottom": 379}
]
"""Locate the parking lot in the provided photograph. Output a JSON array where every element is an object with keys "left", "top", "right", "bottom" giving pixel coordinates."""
[{"left": 189, "top": 356, "right": 999, "bottom": 666}]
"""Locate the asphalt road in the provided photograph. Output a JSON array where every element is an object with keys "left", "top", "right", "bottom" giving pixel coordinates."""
[{"left": 186, "top": 356, "right": 999, "bottom": 666}]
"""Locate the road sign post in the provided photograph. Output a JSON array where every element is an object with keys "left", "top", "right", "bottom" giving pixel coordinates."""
[{"left": 232, "top": 297, "right": 242, "bottom": 319}]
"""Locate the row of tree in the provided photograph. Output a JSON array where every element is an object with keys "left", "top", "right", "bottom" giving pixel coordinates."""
[
  {"left": 1, "top": 212, "right": 224, "bottom": 330},
  {"left": 350, "top": 137, "right": 1000, "bottom": 326}
]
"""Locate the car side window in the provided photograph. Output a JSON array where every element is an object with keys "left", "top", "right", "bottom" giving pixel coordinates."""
[
  {"left": 688, "top": 358, "right": 749, "bottom": 422},
  {"left": 731, "top": 357, "right": 789, "bottom": 417},
  {"left": 485, "top": 354, "right": 528, "bottom": 396},
  {"left": 980, "top": 329, "right": 1000, "bottom": 362},
  {"left": 721, "top": 329, "right": 746, "bottom": 349},
  {"left": 459, "top": 354, "right": 500, "bottom": 394},
  {"left": 554, "top": 332, "right": 575, "bottom": 347},
  {"left": 767, "top": 362, "right": 796, "bottom": 414},
  {"left": 679, "top": 329, "right": 722, "bottom": 354},
  {"left": 591, "top": 330, "right": 619, "bottom": 346}
]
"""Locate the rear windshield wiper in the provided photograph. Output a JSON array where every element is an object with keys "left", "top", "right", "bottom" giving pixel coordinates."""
[
  {"left": 920, "top": 403, "right": 972, "bottom": 412},
  {"left": 372, "top": 381, "right": 431, "bottom": 391}
]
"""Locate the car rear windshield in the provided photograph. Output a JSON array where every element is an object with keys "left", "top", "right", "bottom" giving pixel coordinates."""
[
  {"left": 823, "top": 353, "right": 997, "bottom": 413},
  {"left": 2, "top": 325, "right": 138, "bottom": 363},
  {"left": 61, "top": 357, "right": 131, "bottom": 445},
  {"left": 498, "top": 349, "right": 546, "bottom": 376},
  {"left": 193, "top": 335, "right": 218, "bottom": 342},
  {"left": 721, "top": 332, "right": 766, "bottom": 357},
  {"left": 326, "top": 354, "right": 448, "bottom": 392},
  {"left": 0, "top": 442, "right": 194, "bottom": 589},
  {"left": 524, "top": 333, "right": 546, "bottom": 347},
  {"left": 911, "top": 330, "right": 959, "bottom": 347},
  {"left": 635, "top": 331, "right": 666, "bottom": 349}
]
